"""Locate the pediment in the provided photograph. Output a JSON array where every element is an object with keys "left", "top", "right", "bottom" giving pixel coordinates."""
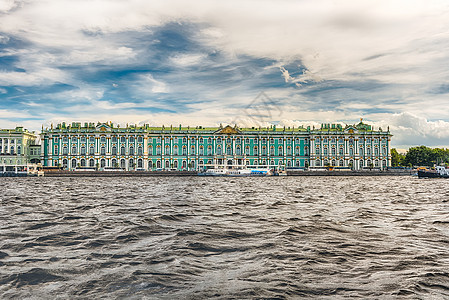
[
  {"left": 215, "top": 125, "right": 240, "bottom": 135},
  {"left": 96, "top": 123, "right": 111, "bottom": 132}
]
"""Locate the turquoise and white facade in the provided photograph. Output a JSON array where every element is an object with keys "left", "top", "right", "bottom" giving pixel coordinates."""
[
  {"left": 40, "top": 120, "right": 391, "bottom": 171},
  {"left": 0, "top": 127, "right": 39, "bottom": 172}
]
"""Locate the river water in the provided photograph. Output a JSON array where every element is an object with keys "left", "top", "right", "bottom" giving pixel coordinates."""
[{"left": 1, "top": 176, "right": 448, "bottom": 299}]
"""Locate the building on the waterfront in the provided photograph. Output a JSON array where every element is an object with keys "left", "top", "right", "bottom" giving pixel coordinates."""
[
  {"left": 40, "top": 120, "right": 392, "bottom": 171},
  {"left": 0, "top": 127, "right": 40, "bottom": 173}
]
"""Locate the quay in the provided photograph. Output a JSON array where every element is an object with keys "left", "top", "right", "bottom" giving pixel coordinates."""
[
  {"left": 42, "top": 170, "right": 197, "bottom": 177},
  {"left": 287, "top": 169, "right": 413, "bottom": 176}
]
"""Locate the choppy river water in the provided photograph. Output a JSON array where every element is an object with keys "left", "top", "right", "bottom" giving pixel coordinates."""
[{"left": 1, "top": 176, "right": 449, "bottom": 299}]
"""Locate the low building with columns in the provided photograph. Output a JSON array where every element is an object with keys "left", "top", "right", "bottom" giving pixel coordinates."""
[
  {"left": 0, "top": 127, "right": 39, "bottom": 173},
  {"left": 40, "top": 120, "right": 391, "bottom": 171}
]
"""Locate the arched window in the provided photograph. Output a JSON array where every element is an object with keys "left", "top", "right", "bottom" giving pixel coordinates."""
[
  {"left": 112, "top": 136, "right": 117, "bottom": 143},
  {"left": 89, "top": 146, "right": 94, "bottom": 155},
  {"left": 226, "top": 138, "right": 231, "bottom": 144},
  {"left": 199, "top": 137, "right": 203, "bottom": 143},
  {"left": 121, "top": 146, "right": 126, "bottom": 155},
  {"left": 315, "top": 146, "right": 320, "bottom": 155},
  {"left": 349, "top": 148, "right": 354, "bottom": 156},
  {"left": 382, "top": 160, "right": 387, "bottom": 168},
  {"left": 316, "top": 159, "right": 321, "bottom": 166},
  {"left": 112, "top": 158, "right": 117, "bottom": 168},
  {"left": 182, "top": 146, "right": 187, "bottom": 155},
  {"left": 80, "top": 146, "right": 86, "bottom": 155},
  {"left": 359, "top": 160, "right": 364, "bottom": 169},
  {"left": 138, "top": 146, "right": 143, "bottom": 156},
  {"left": 374, "top": 148, "right": 379, "bottom": 156},
  {"left": 80, "top": 158, "right": 86, "bottom": 167},
  {"left": 121, "top": 137, "right": 126, "bottom": 143},
  {"left": 331, "top": 159, "right": 336, "bottom": 166},
  {"left": 323, "top": 148, "right": 328, "bottom": 156},
  {"left": 63, "top": 159, "right": 68, "bottom": 169},
  {"left": 120, "top": 159, "right": 126, "bottom": 169},
  {"left": 236, "top": 146, "right": 241, "bottom": 155},
  {"left": 89, "top": 158, "right": 95, "bottom": 167},
  {"left": 217, "top": 145, "right": 222, "bottom": 155},
  {"left": 339, "top": 159, "right": 344, "bottom": 166},
  {"left": 226, "top": 145, "right": 232, "bottom": 155},
  {"left": 138, "top": 158, "right": 143, "bottom": 168},
  {"left": 71, "top": 159, "right": 77, "bottom": 169},
  {"left": 367, "top": 148, "right": 371, "bottom": 156},
  {"left": 129, "top": 146, "right": 134, "bottom": 156},
  {"left": 138, "top": 136, "right": 143, "bottom": 143},
  {"left": 100, "top": 136, "right": 106, "bottom": 143},
  {"left": 375, "top": 160, "right": 379, "bottom": 167},
  {"left": 199, "top": 146, "right": 204, "bottom": 155},
  {"left": 174, "top": 145, "right": 178, "bottom": 155},
  {"left": 54, "top": 145, "right": 58, "bottom": 155},
  {"left": 245, "top": 146, "right": 250, "bottom": 155},
  {"left": 278, "top": 146, "right": 283, "bottom": 156},
  {"left": 174, "top": 160, "right": 178, "bottom": 168},
  {"left": 191, "top": 145, "right": 195, "bottom": 155},
  {"left": 207, "top": 146, "right": 212, "bottom": 156},
  {"left": 254, "top": 146, "right": 258, "bottom": 155},
  {"left": 183, "top": 137, "right": 187, "bottom": 143},
  {"left": 339, "top": 147, "right": 344, "bottom": 155},
  {"left": 165, "top": 160, "right": 170, "bottom": 168},
  {"left": 101, "top": 146, "right": 106, "bottom": 155},
  {"left": 17, "top": 146, "right": 21, "bottom": 155},
  {"left": 182, "top": 160, "right": 187, "bottom": 168},
  {"left": 287, "top": 160, "right": 292, "bottom": 167},
  {"left": 129, "top": 136, "right": 135, "bottom": 143},
  {"left": 165, "top": 145, "right": 170, "bottom": 155},
  {"left": 112, "top": 146, "right": 117, "bottom": 155},
  {"left": 262, "top": 146, "right": 267, "bottom": 155},
  {"left": 71, "top": 146, "right": 77, "bottom": 155},
  {"left": 217, "top": 138, "right": 222, "bottom": 144},
  {"left": 156, "top": 160, "right": 161, "bottom": 168},
  {"left": 270, "top": 146, "right": 275, "bottom": 156},
  {"left": 101, "top": 158, "right": 106, "bottom": 168},
  {"left": 236, "top": 137, "right": 240, "bottom": 143},
  {"left": 359, "top": 147, "right": 364, "bottom": 156},
  {"left": 382, "top": 147, "right": 386, "bottom": 156},
  {"left": 295, "top": 146, "right": 300, "bottom": 155}
]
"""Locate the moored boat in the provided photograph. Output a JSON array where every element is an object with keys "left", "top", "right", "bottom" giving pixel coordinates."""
[{"left": 418, "top": 166, "right": 449, "bottom": 178}]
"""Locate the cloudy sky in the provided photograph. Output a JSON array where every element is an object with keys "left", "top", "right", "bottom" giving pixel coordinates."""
[{"left": 1, "top": 0, "right": 449, "bottom": 148}]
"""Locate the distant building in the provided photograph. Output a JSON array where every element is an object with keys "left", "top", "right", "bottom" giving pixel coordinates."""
[
  {"left": 40, "top": 120, "right": 391, "bottom": 171},
  {"left": 0, "top": 127, "right": 39, "bottom": 173}
]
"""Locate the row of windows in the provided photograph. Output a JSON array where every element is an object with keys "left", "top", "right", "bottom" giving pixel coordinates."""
[
  {"left": 1, "top": 138, "right": 22, "bottom": 144},
  {"left": 154, "top": 137, "right": 307, "bottom": 144},
  {"left": 57, "top": 136, "right": 144, "bottom": 144},
  {"left": 55, "top": 146, "right": 143, "bottom": 156},
  {"left": 0, "top": 145, "right": 22, "bottom": 154},
  {"left": 315, "top": 159, "right": 387, "bottom": 168},
  {"left": 315, "top": 147, "right": 387, "bottom": 156},
  {"left": 314, "top": 137, "right": 387, "bottom": 144}
]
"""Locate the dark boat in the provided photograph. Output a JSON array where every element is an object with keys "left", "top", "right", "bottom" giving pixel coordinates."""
[{"left": 418, "top": 166, "right": 449, "bottom": 178}]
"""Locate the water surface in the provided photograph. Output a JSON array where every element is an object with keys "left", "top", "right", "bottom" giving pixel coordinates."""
[{"left": 1, "top": 176, "right": 448, "bottom": 299}]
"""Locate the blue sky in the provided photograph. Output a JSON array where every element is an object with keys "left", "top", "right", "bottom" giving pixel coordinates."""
[{"left": 1, "top": 0, "right": 449, "bottom": 148}]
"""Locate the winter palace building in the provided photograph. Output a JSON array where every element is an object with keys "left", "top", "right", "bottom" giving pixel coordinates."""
[{"left": 40, "top": 120, "right": 392, "bottom": 171}]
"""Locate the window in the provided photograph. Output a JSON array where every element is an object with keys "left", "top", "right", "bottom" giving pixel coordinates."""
[
  {"left": 287, "top": 147, "right": 292, "bottom": 155},
  {"left": 89, "top": 159, "right": 95, "bottom": 167},
  {"left": 236, "top": 146, "right": 241, "bottom": 155},
  {"left": 208, "top": 138, "right": 212, "bottom": 144},
  {"left": 332, "top": 147, "right": 336, "bottom": 155},
  {"left": 174, "top": 145, "right": 178, "bottom": 155},
  {"left": 63, "top": 136, "right": 68, "bottom": 143},
  {"left": 165, "top": 145, "right": 170, "bottom": 155},
  {"left": 101, "top": 146, "right": 106, "bottom": 155},
  {"left": 236, "top": 138, "right": 240, "bottom": 144},
  {"left": 129, "top": 158, "right": 134, "bottom": 168},
  {"left": 323, "top": 138, "right": 328, "bottom": 143},
  {"left": 72, "top": 136, "right": 77, "bottom": 143},
  {"left": 270, "top": 146, "right": 275, "bottom": 156},
  {"left": 54, "top": 145, "right": 59, "bottom": 155},
  {"left": 138, "top": 136, "right": 143, "bottom": 143},
  {"left": 81, "top": 159, "right": 86, "bottom": 167},
  {"left": 81, "top": 136, "right": 86, "bottom": 143},
  {"left": 112, "top": 158, "right": 117, "bottom": 168},
  {"left": 122, "top": 137, "right": 127, "bottom": 143},
  {"left": 367, "top": 148, "right": 371, "bottom": 156},
  {"left": 112, "top": 146, "right": 117, "bottom": 155},
  {"left": 382, "top": 147, "right": 386, "bottom": 156},
  {"left": 130, "top": 136, "right": 135, "bottom": 143},
  {"left": 183, "top": 137, "right": 187, "bottom": 143},
  {"left": 359, "top": 147, "right": 364, "bottom": 155},
  {"left": 199, "top": 146, "right": 204, "bottom": 155},
  {"left": 148, "top": 145, "right": 153, "bottom": 155},
  {"left": 138, "top": 146, "right": 143, "bottom": 156},
  {"left": 112, "top": 136, "right": 117, "bottom": 143},
  {"left": 89, "top": 146, "right": 94, "bottom": 155},
  {"left": 349, "top": 148, "right": 353, "bottom": 156},
  {"left": 63, "top": 146, "right": 68, "bottom": 155},
  {"left": 71, "top": 146, "right": 77, "bottom": 155},
  {"left": 323, "top": 148, "right": 328, "bottom": 155},
  {"left": 245, "top": 138, "right": 250, "bottom": 144},
  {"left": 199, "top": 137, "right": 203, "bottom": 143},
  {"left": 17, "top": 146, "right": 21, "bottom": 155},
  {"left": 245, "top": 146, "right": 250, "bottom": 155},
  {"left": 217, "top": 146, "right": 222, "bottom": 155},
  {"left": 349, "top": 138, "right": 354, "bottom": 145},
  {"left": 254, "top": 146, "right": 258, "bottom": 155},
  {"left": 217, "top": 138, "right": 222, "bottom": 144},
  {"left": 262, "top": 146, "right": 267, "bottom": 155},
  {"left": 120, "top": 159, "right": 126, "bottom": 169},
  {"left": 63, "top": 159, "right": 68, "bottom": 169},
  {"left": 191, "top": 146, "right": 195, "bottom": 155},
  {"left": 207, "top": 146, "right": 212, "bottom": 155},
  {"left": 121, "top": 146, "right": 126, "bottom": 155},
  {"left": 278, "top": 146, "right": 283, "bottom": 156},
  {"left": 227, "top": 138, "right": 231, "bottom": 144},
  {"left": 339, "top": 147, "right": 344, "bottom": 155},
  {"left": 89, "top": 136, "right": 95, "bottom": 143},
  {"left": 100, "top": 136, "right": 106, "bottom": 143},
  {"left": 129, "top": 146, "right": 134, "bottom": 156},
  {"left": 165, "top": 160, "right": 170, "bottom": 168},
  {"left": 339, "top": 159, "right": 344, "bottom": 166},
  {"left": 374, "top": 148, "right": 379, "bottom": 156},
  {"left": 182, "top": 147, "right": 187, "bottom": 155},
  {"left": 81, "top": 146, "right": 86, "bottom": 155},
  {"left": 315, "top": 147, "right": 320, "bottom": 155},
  {"left": 71, "top": 159, "right": 77, "bottom": 169},
  {"left": 316, "top": 159, "right": 321, "bottom": 166},
  {"left": 227, "top": 145, "right": 232, "bottom": 155}
]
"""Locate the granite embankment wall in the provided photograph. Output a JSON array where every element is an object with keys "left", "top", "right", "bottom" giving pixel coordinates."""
[
  {"left": 43, "top": 171, "right": 197, "bottom": 177},
  {"left": 287, "top": 170, "right": 414, "bottom": 176}
]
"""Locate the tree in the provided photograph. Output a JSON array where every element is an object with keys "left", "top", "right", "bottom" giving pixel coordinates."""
[{"left": 391, "top": 148, "right": 405, "bottom": 167}]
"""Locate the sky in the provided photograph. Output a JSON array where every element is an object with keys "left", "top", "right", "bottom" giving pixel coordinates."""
[{"left": 1, "top": 0, "right": 449, "bottom": 149}]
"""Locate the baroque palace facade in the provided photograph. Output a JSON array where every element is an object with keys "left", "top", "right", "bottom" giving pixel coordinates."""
[
  {"left": 0, "top": 127, "right": 41, "bottom": 172},
  {"left": 40, "top": 120, "right": 392, "bottom": 171}
]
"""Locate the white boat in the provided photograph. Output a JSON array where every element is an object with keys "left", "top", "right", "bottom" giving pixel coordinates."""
[{"left": 198, "top": 168, "right": 272, "bottom": 177}]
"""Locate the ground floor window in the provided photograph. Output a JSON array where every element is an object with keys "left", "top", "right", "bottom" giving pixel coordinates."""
[
  {"left": 101, "top": 159, "right": 106, "bottom": 168},
  {"left": 71, "top": 159, "right": 77, "bottom": 169},
  {"left": 89, "top": 159, "right": 95, "bottom": 167}
]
